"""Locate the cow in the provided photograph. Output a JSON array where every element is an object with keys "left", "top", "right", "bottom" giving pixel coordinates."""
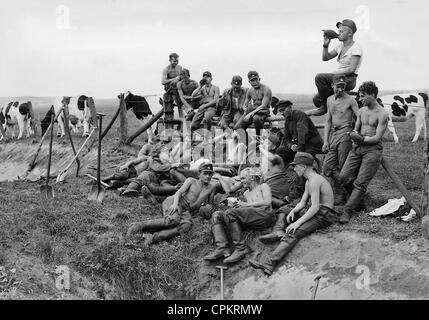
[
  {"left": 41, "top": 95, "right": 97, "bottom": 137},
  {"left": 0, "top": 101, "right": 35, "bottom": 140},
  {"left": 121, "top": 91, "right": 163, "bottom": 143},
  {"left": 377, "top": 92, "right": 428, "bottom": 143}
]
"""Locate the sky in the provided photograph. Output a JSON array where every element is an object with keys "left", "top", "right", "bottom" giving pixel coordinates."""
[{"left": 1, "top": 0, "right": 428, "bottom": 98}]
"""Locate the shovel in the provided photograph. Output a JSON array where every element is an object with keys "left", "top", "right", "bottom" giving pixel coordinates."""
[
  {"left": 40, "top": 114, "right": 55, "bottom": 200},
  {"left": 56, "top": 127, "right": 96, "bottom": 183},
  {"left": 88, "top": 113, "right": 106, "bottom": 204}
]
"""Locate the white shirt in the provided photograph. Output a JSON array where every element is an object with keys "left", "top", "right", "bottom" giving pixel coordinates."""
[{"left": 335, "top": 42, "right": 363, "bottom": 74}]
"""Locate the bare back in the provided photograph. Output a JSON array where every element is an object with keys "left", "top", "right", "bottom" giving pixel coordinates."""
[{"left": 306, "top": 173, "right": 334, "bottom": 209}]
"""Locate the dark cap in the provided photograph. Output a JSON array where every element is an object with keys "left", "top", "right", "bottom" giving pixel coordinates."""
[
  {"left": 268, "top": 134, "right": 280, "bottom": 148},
  {"left": 247, "top": 71, "right": 259, "bottom": 80},
  {"left": 232, "top": 75, "right": 242, "bottom": 85},
  {"left": 333, "top": 74, "right": 347, "bottom": 85},
  {"left": 290, "top": 152, "right": 314, "bottom": 167},
  {"left": 202, "top": 71, "right": 212, "bottom": 78},
  {"left": 199, "top": 162, "right": 214, "bottom": 173},
  {"left": 277, "top": 100, "right": 293, "bottom": 110},
  {"left": 169, "top": 52, "right": 179, "bottom": 59},
  {"left": 336, "top": 19, "right": 357, "bottom": 33}
]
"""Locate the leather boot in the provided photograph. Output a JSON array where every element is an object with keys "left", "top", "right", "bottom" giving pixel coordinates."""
[
  {"left": 145, "top": 227, "right": 180, "bottom": 246},
  {"left": 147, "top": 184, "right": 177, "bottom": 196},
  {"left": 333, "top": 180, "right": 347, "bottom": 205},
  {"left": 121, "top": 181, "right": 142, "bottom": 197},
  {"left": 258, "top": 212, "right": 286, "bottom": 244},
  {"left": 339, "top": 188, "right": 366, "bottom": 224},
  {"left": 127, "top": 218, "right": 167, "bottom": 237},
  {"left": 170, "top": 169, "right": 187, "bottom": 183},
  {"left": 141, "top": 185, "right": 158, "bottom": 204},
  {"left": 204, "top": 224, "right": 231, "bottom": 261},
  {"left": 223, "top": 221, "right": 248, "bottom": 264},
  {"left": 106, "top": 180, "right": 127, "bottom": 190},
  {"left": 249, "top": 235, "right": 298, "bottom": 276}
]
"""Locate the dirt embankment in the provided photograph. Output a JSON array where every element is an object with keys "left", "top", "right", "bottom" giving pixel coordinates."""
[
  {"left": 0, "top": 138, "right": 98, "bottom": 183},
  {"left": 198, "top": 231, "right": 429, "bottom": 300}
]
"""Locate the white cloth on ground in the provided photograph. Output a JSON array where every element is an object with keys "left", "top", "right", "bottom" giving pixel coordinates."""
[{"left": 368, "top": 197, "right": 406, "bottom": 217}]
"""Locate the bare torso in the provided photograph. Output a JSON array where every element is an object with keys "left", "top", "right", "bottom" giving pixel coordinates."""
[
  {"left": 327, "top": 94, "right": 357, "bottom": 128},
  {"left": 243, "top": 183, "right": 271, "bottom": 209},
  {"left": 359, "top": 106, "right": 385, "bottom": 137},
  {"left": 183, "top": 178, "right": 213, "bottom": 205},
  {"left": 248, "top": 84, "right": 270, "bottom": 110}
]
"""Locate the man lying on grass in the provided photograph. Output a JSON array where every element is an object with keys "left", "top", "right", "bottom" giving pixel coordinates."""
[
  {"left": 126, "top": 162, "right": 217, "bottom": 246},
  {"left": 102, "top": 136, "right": 164, "bottom": 187},
  {"left": 249, "top": 152, "right": 339, "bottom": 276}
]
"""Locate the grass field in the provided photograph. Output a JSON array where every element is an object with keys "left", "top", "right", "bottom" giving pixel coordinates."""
[{"left": 0, "top": 93, "right": 428, "bottom": 299}]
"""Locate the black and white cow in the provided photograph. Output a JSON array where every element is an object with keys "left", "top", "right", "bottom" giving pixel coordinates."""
[
  {"left": 0, "top": 101, "right": 35, "bottom": 140},
  {"left": 41, "top": 95, "right": 97, "bottom": 137},
  {"left": 121, "top": 91, "right": 164, "bottom": 143},
  {"left": 378, "top": 92, "right": 428, "bottom": 143}
]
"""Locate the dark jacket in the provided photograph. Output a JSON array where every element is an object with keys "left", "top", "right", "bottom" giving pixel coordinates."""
[{"left": 283, "top": 110, "right": 323, "bottom": 153}]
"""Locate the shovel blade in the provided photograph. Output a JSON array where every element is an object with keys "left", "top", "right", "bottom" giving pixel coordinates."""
[
  {"left": 56, "top": 171, "right": 66, "bottom": 183},
  {"left": 88, "top": 185, "right": 105, "bottom": 204},
  {"left": 40, "top": 185, "right": 54, "bottom": 200}
]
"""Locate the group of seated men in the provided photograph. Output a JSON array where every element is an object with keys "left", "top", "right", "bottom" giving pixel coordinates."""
[
  {"left": 102, "top": 77, "right": 388, "bottom": 276},
  {"left": 161, "top": 52, "right": 274, "bottom": 139}
]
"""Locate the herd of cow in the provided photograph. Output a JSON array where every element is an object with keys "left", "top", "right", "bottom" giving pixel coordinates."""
[{"left": 0, "top": 90, "right": 428, "bottom": 143}]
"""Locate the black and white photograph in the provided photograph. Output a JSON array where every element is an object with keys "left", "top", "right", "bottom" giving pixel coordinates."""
[{"left": 0, "top": 0, "right": 428, "bottom": 310}]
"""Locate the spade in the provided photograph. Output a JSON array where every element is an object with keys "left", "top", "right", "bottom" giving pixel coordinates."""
[{"left": 88, "top": 113, "right": 106, "bottom": 204}]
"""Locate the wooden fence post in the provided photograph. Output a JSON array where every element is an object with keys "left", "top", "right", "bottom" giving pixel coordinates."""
[
  {"left": 0, "top": 122, "right": 8, "bottom": 142},
  {"left": 422, "top": 102, "right": 429, "bottom": 240},
  {"left": 119, "top": 94, "right": 128, "bottom": 144}
]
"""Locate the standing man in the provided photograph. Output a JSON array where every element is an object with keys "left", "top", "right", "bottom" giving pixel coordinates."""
[
  {"left": 235, "top": 71, "right": 272, "bottom": 140},
  {"left": 308, "top": 19, "right": 363, "bottom": 116},
  {"left": 162, "top": 53, "right": 183, "bottom": 122},
  {"left": 176, "top": 68, "right": 200, "bottom": 119},
  {"left": 249, "top": 152, "right": 338, "bottom": 276},
  {"left": 338, "top": 81, "right": 388, "bottom": 223},
  {"left": 218, "top": 75, "right": 248, "bottom": 130},
  {"left": 190, "top": 71, "right": 220, "bottom": 133},
  {"left": 322, "top": 75, "right": 359, "bottom": 204}
]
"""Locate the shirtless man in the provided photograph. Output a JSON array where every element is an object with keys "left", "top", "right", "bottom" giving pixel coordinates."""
[
  {"left": 308, "top": 19, "right": 363, "bottom": 116},
  {"left": 322, "top": 75, "right": 359, "bottom": 204},
  {"left": 218, "top": 75, "right": 248, "bottom": 130},
  {"left": 259, "top": 134, "right": 282, "bottom": 175},
  {"left": 235, "top": 71, "right": 272, "bottom": 139},
  {"left": 127, "top": 162, "right": 216, "bottom": 245},
  {"left": 249, "top": 152, "right": 338, "bottom": 275},
  {"left": 338, "top": 81, "right": 388, "bottom": 223},
  {"left": 204, "top": 167, "right": 273, "bottom": 263},
  {"left": 190, "top": 71, "right": 220, "bottom": 132},
  {"left": 161, "top": 53, "right": 183, "bottom": 120},
  {"left": 176, "top": 68, "right": 199, "bottom": 117}
]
